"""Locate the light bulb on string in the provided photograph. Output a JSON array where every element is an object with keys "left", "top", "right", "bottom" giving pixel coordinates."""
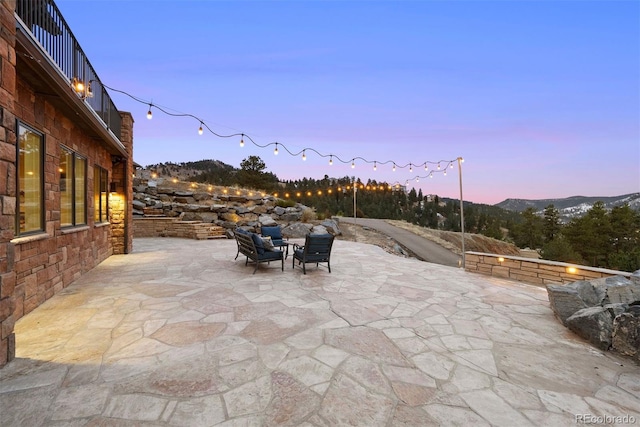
[
  {"left": 351, "top": 159, "right": 355, "bottom": 169},
  {"left": 392, "top": 163, "right": 396, "bottom": 172},
  {"left": 429, "top": 172, "right": 433, "bottom": 178},
  {"left": 198, "top": 122, "right": 203, "bottom": 135},
  {"left": 444, "top": 169, "right": 447, "bottom": 176},
  {"left": 373, "top": 161, "right": 377, "bottom": 171},
  {"left": 146, "top": 104, "right": 153, "bottom": 120},
  {"left": 302, "top": 150, "right": 306, "bottom": 161},
  {"left": 437, "top": 163, "right": 441, "bottom": 170},
  {"left": 424, "top": 163, "right": 428, "bottom": 171},
  {"left": 409, "top": 163, "right": 413, "bottom": 173},
  {"left": 416, "top": 176, "right": 420, "bottom": 182},
  {"left": 329, "top": 155, "right": 333, "bottom": 166},
  {"left": 240, "top": 134, "right": 244, "bottom": 147},
  {"left": 274, "top": 143, "right": 279, "bottom": 156},
  {"left": 450, "top": 162, "right": 454, "bottom": 169}
]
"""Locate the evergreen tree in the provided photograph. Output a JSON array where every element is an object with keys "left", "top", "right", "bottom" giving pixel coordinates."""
[
  {"left": 512, "top": 207, "right": 543, "bottom": 249},
  {"left": 564, "top": 201, "right": 612, "bottom": 268},
  {"left": 542, "top": 204, "right": 562, "bottom": 243}
]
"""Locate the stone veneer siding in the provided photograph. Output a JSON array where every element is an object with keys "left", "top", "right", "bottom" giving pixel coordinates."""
[
  {"left": 0, "top": 1, "right": 133, "bottom": 367},
  {"left": 464, "top": 252, "right": 632, "bottom": 286}
]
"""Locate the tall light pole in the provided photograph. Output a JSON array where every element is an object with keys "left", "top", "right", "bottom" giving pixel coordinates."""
[
  {"left": 352, "top": 176, "right": 357, "bottom": 227},
  {"left": 457, "top": 157, "right": 465, "bottom": 268}
]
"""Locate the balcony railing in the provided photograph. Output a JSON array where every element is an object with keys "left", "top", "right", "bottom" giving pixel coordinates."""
[{"left": 15, "top": 0, "right": 121, "bottom": 140}]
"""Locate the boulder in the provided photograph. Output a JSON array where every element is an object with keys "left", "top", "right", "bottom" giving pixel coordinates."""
[
  {"left": 311, "top": 225, "right": 328, "bottom": 235},
  {"left": 274, "top": 206, "right": 286, "bottom": 216},
  {"left": 253, "top": 205, "right": 269, "bottom": 214},
  {"left": 193, "top": 192, "right": 212, "bottom": 202},
  {"left": 565, "top": 306, "right": 613, "bottom": 351},
  {"left": 175, "top": 196, "right": 196, "bottom": 204},
  {"left": 546, "top": 284, "right": 588, "bottom": 326},
  {"left": 321, "top": 219, "right": 341, "bottom": 235},
  {"left": 281, "top": 212, "right": 302, "bottom": 222},
  {"left": 258, "top": 215, "right": 277, "bottom": 226},
  {"left": 546, "top": 271, "right": 640, "bottom": 360},
  {"left": 282, "top": 223, "right": 313, "bottom": 238},
  {"left": 612, "top": 305, "right": 640, "bottom": 361},
  {"left": 132, "top": 200, "right": 146, "bottom": 210}
]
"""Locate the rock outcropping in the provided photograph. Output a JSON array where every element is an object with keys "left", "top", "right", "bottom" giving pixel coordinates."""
[
  {"left": 133, "top": 178, "right": 342, "bottom": 237},
  {"left": 546, "top": 271, "right": 640, "bottom": 362}
]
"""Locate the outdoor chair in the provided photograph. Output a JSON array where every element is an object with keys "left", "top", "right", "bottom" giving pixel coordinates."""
[
  {"left": 292, "top": 233, "right": 334, "bottom": 274},
  {"left": 261, "top": 225, "right": 289, "bottom": 258},
  {"left": 234, "top": 229, "right": 284, "bottom": 274}
]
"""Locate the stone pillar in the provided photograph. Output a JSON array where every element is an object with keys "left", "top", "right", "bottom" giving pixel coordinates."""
[
  {"left": 0, "top": 0, "right": 17, "bottom": 368},
  {"left": 110, "top": 112, "right": 133, "bottom": 255}
]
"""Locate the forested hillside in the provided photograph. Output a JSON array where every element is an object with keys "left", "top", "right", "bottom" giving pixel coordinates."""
[{"left": 143, "top": 157, "right": 640, "bottom": 271}]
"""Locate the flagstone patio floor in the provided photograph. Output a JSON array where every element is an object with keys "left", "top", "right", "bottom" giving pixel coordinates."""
[{"left": 1, "top": 237, "right": 638, "bottom": 426}]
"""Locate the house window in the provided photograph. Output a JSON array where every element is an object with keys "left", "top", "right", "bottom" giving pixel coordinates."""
[
  {"left": 17, "top": 122, "right": 44, "bottom": 235},
  {"left": 60, "top": 146, "right": 87, "bottom": 227},
  {"left": 94, "top": 166, "right": 108, "bottom": 223}
]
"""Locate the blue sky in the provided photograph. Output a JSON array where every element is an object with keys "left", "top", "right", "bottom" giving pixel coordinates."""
[{"left": 58, "top": 0, "right": 639, "bottom": 204}]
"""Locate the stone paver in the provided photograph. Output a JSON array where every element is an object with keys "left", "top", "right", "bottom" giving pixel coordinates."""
[{"left": 1, "top": 237, "right": 639, "bottom": 426}]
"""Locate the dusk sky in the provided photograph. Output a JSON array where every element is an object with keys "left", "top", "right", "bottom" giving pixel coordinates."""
[{"left": 58, "top": 0, "right": 639, "bottom": 205}]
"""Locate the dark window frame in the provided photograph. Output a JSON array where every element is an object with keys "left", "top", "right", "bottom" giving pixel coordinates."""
[
  {"left": 16, "top": 120, "right": 45, "bottom": 236},
  {"left": 60, "top": 145, "right": 87, "bottom": 228},
  {"left": 94, "top": 165, "right": 109, "bottom": 223}
]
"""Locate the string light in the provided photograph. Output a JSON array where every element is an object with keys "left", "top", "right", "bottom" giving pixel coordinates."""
[
  {"left": 302, "top": 150, "right": 307, "bottom": 161},
  {"left": 102, "top": 84, "right": 460, "bottom": 179}
]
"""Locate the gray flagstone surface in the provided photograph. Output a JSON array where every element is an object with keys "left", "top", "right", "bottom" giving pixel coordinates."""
[{"left": 0, "top": 238, "right": 638, "bottom": 426}]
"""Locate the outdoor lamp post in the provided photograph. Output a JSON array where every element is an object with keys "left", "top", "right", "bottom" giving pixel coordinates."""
[{"left": 457, "top": 157, "right": 465, "bottom": 268}]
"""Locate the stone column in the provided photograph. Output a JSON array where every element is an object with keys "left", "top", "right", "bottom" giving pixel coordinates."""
[
  {"left": 0, "top": 0, "right": 17, "bottom": 368},
  {"left": 110, "top": 112, "right": 133, "bottom": 255}
]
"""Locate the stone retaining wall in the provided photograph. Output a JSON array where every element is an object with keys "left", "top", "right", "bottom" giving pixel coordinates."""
[
  {"left": 465, "top": 252, "right": 632, "bottom": 286},
  {"left": 133, "top": 218, "right": 226, "bottom": 240}
]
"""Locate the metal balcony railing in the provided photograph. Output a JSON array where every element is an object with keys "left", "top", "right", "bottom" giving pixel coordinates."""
[{"left": 15, "top": 0, "right": 122, "bottom": 140}]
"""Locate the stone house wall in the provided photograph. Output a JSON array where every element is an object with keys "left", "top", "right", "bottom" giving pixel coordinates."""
[{"left": 0, "top": 1, "right": 133, "bottom": 367}]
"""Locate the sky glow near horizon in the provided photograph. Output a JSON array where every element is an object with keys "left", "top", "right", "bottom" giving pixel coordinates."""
[{"left": 58, "top": 0, "right": 639, "bottom": 205}]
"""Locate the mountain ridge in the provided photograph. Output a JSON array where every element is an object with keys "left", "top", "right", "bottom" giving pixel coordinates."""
[{"left": 495, "top": 193, "right": 640, "bottom": 222}]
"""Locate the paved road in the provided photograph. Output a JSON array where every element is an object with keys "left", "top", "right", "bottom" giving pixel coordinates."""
[{"left": 339, "top": 217, "right": 461, "bottom": 268}]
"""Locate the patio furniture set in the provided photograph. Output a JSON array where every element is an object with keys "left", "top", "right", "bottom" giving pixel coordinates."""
[{"left": 234, "top": 226, "right": 334, "bottom": 274}]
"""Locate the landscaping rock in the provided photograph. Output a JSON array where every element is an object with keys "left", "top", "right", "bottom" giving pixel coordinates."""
[
  {"left": 282, "top": 223, "right": 313, "bottom": 238},
  {"left": 259, "top": 215, "right": 277, "bottom": 226},
  {"left": 612, "top": 308, "right": 640, "bottom": 361},
  {"left": 312, "top": 225, "right": 329, "bottom": 235},
  {"left": 547, "top": 271, "right": 640, "bottom": 361},
  {"left": 546, "top": 284, "right": 588, "bottom": 326},
  {"left": 321, "top": 219, "right": 342, "bottom": 236},
  {"left": 565, "top": 306, "right": 613, "bottom": 351}
]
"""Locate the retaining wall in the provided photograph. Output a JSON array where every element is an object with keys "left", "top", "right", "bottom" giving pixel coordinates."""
[
  {"left": 464, "top": 252, "right": 631, "bottom": 286},
  {"left": 133, "top": 218, "right": 225, "bottom": 240}
]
